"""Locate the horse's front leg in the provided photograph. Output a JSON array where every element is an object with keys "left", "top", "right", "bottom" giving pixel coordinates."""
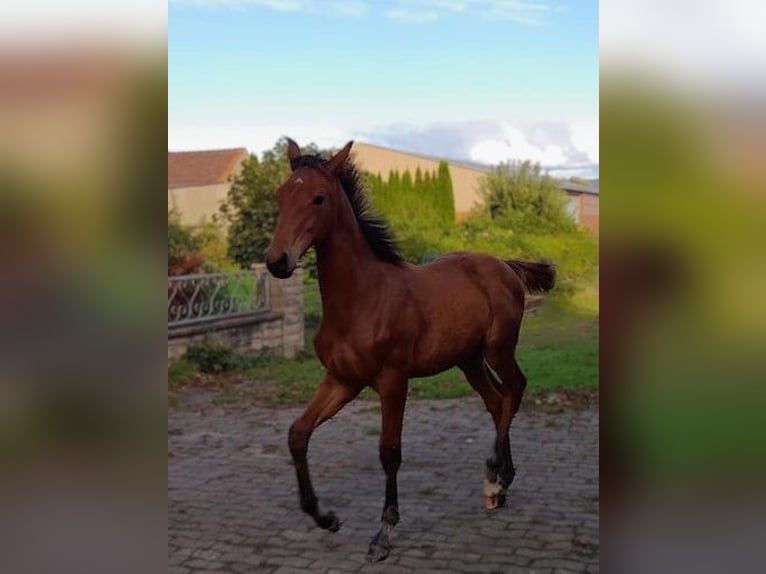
[
  {"left": 367, "top": 377, "right": 408, "bottom": 562},
  {"left": 288, "top": 375, "right": 360, "bottom": 531}
]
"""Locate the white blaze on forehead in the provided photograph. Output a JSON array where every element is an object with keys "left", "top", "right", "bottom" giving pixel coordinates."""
[{"left": 294, "top": 177, "right": 304, "bottom": 185}]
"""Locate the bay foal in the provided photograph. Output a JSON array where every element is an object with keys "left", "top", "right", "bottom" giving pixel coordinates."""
[{"left": 265, "top": 139, "right": 555, "bottom": 561}]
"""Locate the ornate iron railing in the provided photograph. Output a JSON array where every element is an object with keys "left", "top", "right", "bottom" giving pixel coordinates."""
[{"left": 168, "top": 269, "right": 270, "bottom": 327}]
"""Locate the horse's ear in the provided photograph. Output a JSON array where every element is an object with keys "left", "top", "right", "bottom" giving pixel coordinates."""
[
  {"left": 286, "top": 138, "right": 301, "bottom": 169},
  {"left": 327, "top": 140, "right": 353, "bottom": 175}
]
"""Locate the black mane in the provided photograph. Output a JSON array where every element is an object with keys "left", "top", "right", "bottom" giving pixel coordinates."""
[{"left": 291, "top": 154, "right": 404, "bottom": 265}]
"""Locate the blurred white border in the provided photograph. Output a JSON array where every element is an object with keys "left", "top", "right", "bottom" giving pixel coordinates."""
[
  {"left": 0, "top": 0, "right": 166, "bottom": 44},
  {"left": 601, "top": 0, "right": 766, "bottom": 95}
]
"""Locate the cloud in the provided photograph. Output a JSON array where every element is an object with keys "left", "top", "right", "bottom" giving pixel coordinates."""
[
  {"left": 384, "top": 0, "right": 559, "bottom": 25},
  {"left": 170, "top": 0, "right": 564, "bottom": 26},
  {"left": 168, "top": 121, "right": 355, "bottom": 157},
  {"left": 385, "top": 7, "right": 440, "bottom": 23},
  {"left": 169, "top": 0, "right": 312, "bottom": 11},
  {"left": 469, "top": 129, "right": 568, "bottom": 166},
  {"left": 329, "top": 0, "right": 369, "bottom": 17},
  {"left": 168, "top": 118, "right": 598, "bottom": 178},
  {"left": 169, "top": 0, "right": 363, "bottom": 17},
  {"left": 357, "top": 119, "right": 599, "bottom": 178}
]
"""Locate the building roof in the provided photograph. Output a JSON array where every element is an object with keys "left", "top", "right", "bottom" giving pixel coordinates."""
[
  {"left": 168, "top": 148, "right": 248, "bottom": 189},
  {"left": 558, "top": 180, "right": 599, "bottom": 196},
  {"left": 354, "top": 141, "right": 492, "bottom": 174},
  {"left": 355, "top": 141, "right": 599, "bottom": 196}
]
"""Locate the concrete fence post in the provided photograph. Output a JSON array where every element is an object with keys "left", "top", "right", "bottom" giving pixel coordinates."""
[{"left": 266, "top": 267, "right": 305, "bottom": 358}]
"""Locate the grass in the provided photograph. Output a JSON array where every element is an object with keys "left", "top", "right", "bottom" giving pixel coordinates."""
[
  {"left": 168, "top": 358, "right": 199, "bottom": 387},
  {"left": 169, "top": 279, "right": 598, "bottom": 407}
]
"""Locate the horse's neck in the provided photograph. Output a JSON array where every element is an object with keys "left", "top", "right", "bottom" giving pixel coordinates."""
[{"left": 316, "top": 213, "right": 379, "bottom": 320}]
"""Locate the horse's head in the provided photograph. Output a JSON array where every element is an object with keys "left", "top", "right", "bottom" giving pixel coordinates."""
[{"left": 265, "top": 138, "right": 353, "bottom": 278}]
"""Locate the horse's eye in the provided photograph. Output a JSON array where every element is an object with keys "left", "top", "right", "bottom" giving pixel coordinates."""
[{"left": 312, "top": 195, "right": 325, "bottom": 206}]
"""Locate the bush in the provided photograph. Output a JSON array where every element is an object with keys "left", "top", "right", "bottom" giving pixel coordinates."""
[
  {"left": 196, "top": 220, "right": 239, "bottom": 273},
  {"left": 184, "top": 343, "right": 267, "bottom": 373},
  {"left": 376, "top": 213, "right": 597, "bottom": 296},
  {"left": 168, "top": 209, "right": 203, "bottom": 269},
  {"left": 477, "top": 160, "right": 578, "bottom": 234},
  {"left": 168, "top": 211, "right": 239, "bottom": 274},
  {"left": 184, "top": 343, "right": 238, "bottom": 373}
]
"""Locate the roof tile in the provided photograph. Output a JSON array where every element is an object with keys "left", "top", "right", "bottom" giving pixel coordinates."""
[{"left": 168, "top": 148, "right": 248, "bottom": 188}]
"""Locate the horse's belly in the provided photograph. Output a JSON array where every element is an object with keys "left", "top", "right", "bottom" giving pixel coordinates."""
[{"left": 410, "top": 321, "right": 484, "bottom": 376}]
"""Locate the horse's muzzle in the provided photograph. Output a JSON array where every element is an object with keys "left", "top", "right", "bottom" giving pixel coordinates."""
[{"left": 266, "top": 252, "right": 294, "bottom": 278}]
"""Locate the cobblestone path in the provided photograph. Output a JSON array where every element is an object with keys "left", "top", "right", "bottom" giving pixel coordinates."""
[{"left": 169, "top": 396, "right": 599, "bottom": 573}]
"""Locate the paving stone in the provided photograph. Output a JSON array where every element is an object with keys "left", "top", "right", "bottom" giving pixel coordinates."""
[{"left": 170, "top": 396, "right": 599, "bottom": 572}]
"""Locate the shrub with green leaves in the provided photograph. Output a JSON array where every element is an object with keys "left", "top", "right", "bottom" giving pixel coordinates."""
[
  {"left": 477, "top": 160, "right": 578, "bottom": 234},
  {"left": 184, "top": 343, "right": 236, "bottom": 373},
  {"left": 184, "top": 343, "right": 269, "bottom": 373}
]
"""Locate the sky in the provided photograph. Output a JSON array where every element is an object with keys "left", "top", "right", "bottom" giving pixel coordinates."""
[{"left": 169, "top": 0, "right": 599, "bottom": 177}]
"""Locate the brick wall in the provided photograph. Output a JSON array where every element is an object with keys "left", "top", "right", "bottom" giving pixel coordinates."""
[{"left": 167, "top": 268, "right": 304, "bottom": 361}]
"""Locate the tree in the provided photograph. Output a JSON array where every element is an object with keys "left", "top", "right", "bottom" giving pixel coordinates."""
[
  {"left": 435, "top": 161, "right": 455, "bottom": 222},
  {"left": 414, "top": 166, "right": 423, "bottom": 187},
  {"left": 477, "top": 160, "right": 576, "bottom": 233},
  {"left": 388, "top": 170, "right": 401, "bottom": 195},
  {"left": 401, "top": 170, "right": 413, "bottom": 193},
  {"left": 219, "top": 138, "right": 319, "bottom": 269}
]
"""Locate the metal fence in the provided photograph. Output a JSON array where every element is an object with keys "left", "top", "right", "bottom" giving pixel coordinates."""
[{"left": 168, "top": 270, "right": 270, "bottom": 327}]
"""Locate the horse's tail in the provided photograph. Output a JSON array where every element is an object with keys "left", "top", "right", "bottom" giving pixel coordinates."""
[{"left": 505, "top": 260, "right": 556, "bottom": 294}]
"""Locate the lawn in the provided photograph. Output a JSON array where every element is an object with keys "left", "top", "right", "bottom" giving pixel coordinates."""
[{"left": 169, "top": 280, "right": 598, "bottom": 407}]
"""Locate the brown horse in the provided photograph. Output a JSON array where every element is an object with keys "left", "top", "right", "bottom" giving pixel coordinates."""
[{"left": 265, "top": 139, "right": 555, "bottom": 562}]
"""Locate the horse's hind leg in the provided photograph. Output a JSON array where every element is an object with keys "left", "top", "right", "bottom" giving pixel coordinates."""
[
  {"left": 483, "top": 350, "right": 527, "bottom": 503},
  {"left": 460, "top": 356, "right": 508, "bottom": 510}
]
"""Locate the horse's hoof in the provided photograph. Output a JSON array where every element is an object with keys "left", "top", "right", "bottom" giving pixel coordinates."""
[
  {"left": 484, "top": 492, "right": 507, "bottom": 510},
  {"left": 318, "top": 511, "right": 341, "bottom": 532},
  {"left": 367, "top": 531, "right": 391, "bottom": 562},
  {"left": 367, "top": 544, "right": 390, "bottom": 562},
  {"left": 484, "top": 479, "right": 506, "bottom": 510}
]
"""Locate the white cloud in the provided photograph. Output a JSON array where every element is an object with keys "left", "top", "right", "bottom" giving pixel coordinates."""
[
  {"left": 169, "top": 118, "right": 599, "bottom": 178},
  {"left": 171, "top": 0, "right": 372, "bottom": 18},
  {"left": 358, "top": 119, "right": 598, "bottom": 177},
  {"left": 469, "top": 128, "right": 568, "bottom": 166},
  {"left": 329, "top": 0, "right": 369, "bottom": 17},
  {"left": 403, "top": 0, "right": 469, "bottom": 12},
  {"left": 170, "top": 0, "right": 313, "bottom": 11},
  {"left": 171, "top": 0, "right": 563, "bottom": 26},
  {"left": 569, "top": 120, "right": 599, "bottom": 164},
  {"left": 385, "top": 7, "right": 440, "bottom": 23},
  {"left": 385, "top": 0, "right": 558, "bottom": 25},
  {"left": 479, "top": 0, "right": 552, "bottom": 25},
  {"left": 168, "top": 122, "right": 354, "bottom": 156}
]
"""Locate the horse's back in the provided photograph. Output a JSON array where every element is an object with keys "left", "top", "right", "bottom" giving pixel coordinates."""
[
  {"left": 413, "top": 251, "right": 527, "bottom": 333},
  {"left": 413, "top": 251, "right": 525, "bottom": 300},
  {"left": 399, "top": 252, "right": 525, "bottom": 374}
]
